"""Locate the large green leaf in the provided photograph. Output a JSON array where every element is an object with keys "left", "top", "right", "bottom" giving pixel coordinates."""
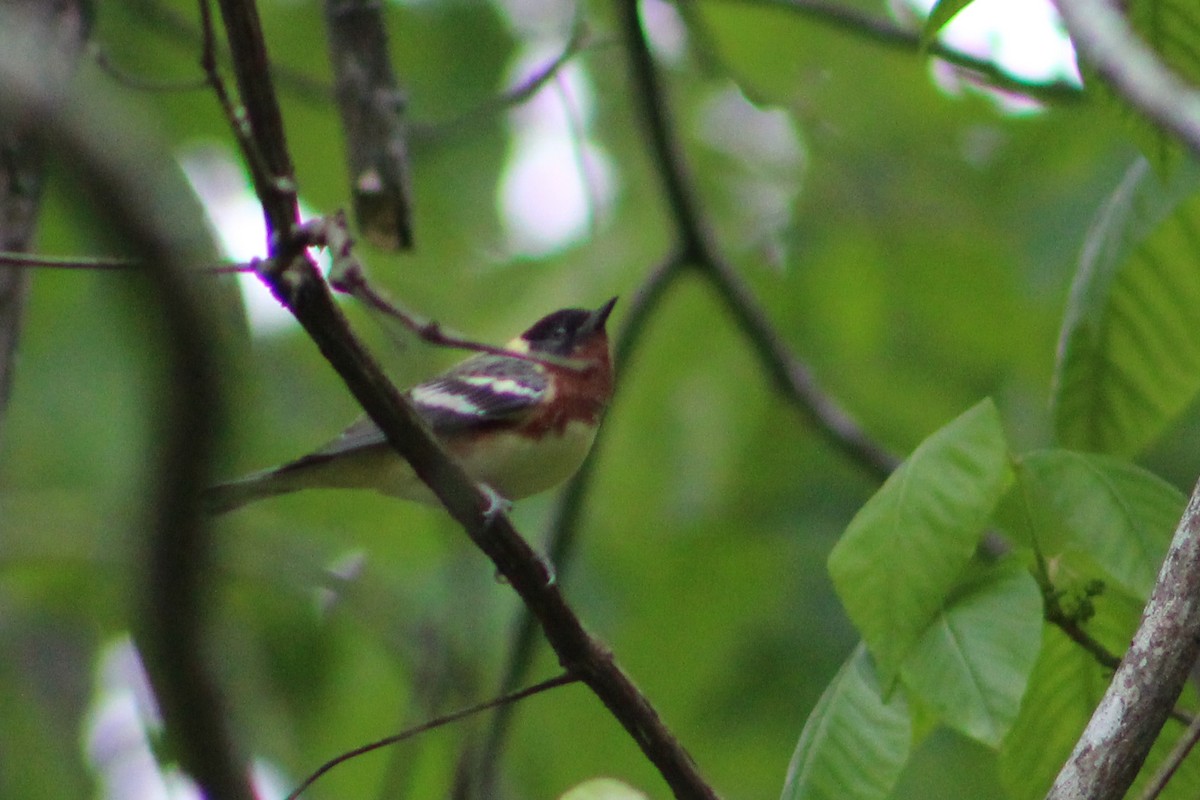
[
  {"left": 899, "top": 561, "right": 1042, "bottom": 747},
  {"left": 1013, "top": 449, "right": 1183, "bottom": 598},
  {"left": 1000, "top": 622, "right": 1200, "bottom": 800},
  {"left": 691, "top": 2, "right": 815, "bottom": 104},
  {"left": 780, "top": 644, "right": 911, "bottom": 800},
  {"left": 997, "top": 626, "right": 1107, "bottom": 800},
  {"left": 1053, "top": 157, "right": 1200, "bottom": 456},
  {"left": 828, "top": 399, "right": 1012, "bottom": 680}
]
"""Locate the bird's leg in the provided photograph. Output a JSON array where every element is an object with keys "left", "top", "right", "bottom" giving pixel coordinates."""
[{"left": 477, "top": 484, "right": 558, "bottom": 588}]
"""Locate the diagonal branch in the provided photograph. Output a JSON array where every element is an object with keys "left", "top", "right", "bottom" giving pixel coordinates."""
[
  {"left": 288, "top": 673, "right": 578, "bottom": 800},
  {"left": 1041, "top": 6, "right": 1200, "bottom": 797},
  {"left": 1046, "top": 479, "right": 1200, "bottom": 800},
  {"left": 262, "top": 218, "right": 721, "bottom": 800},
  {"left": 209, "top": 0, "right": 299, "bottom": 237},
  {"left": 209, "top": 0, "right": 718, "bottom": 796},
  {"left": 1138, "top": 711, "right": 1200, "bottom": 800},
  {"left": 1057, "top": 0, "right": 1200, "bottom": 158}
]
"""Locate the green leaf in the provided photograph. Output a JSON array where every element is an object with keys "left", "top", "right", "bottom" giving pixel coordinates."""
[
  {"left": 899, "top": 561, "right": 1042, "bottom": 747},
  {"left": 1001, "top": 617, "right": 1200, "bottom": 800},
  {"left": 1016, "top": 450, "right": 1183, "bottom": 598},
  {"left": 692, "top": 1, "right": 813, "bottom": 104},
  {"left": 780, "top": 644, "right": 911, "bottom": 800},
  {"left": 919, "top": 0, "right": 977, "bottom": 52},
  {"left": 997, "top": 626, "right": 1106, "bottom": 800},
  {"left": 828, "top": 399, "right": 1012, "bottom": 680},
  {"left": 559, "top": 778, "right": 648, "bottom": 800},
  {"left": 1053, "top": 157, "right": 1200, "bottom": 456}
]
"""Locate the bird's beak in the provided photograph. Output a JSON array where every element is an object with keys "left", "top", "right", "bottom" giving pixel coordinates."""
[{"left": 583, "top": 297, "right": 618, "bottom": 335}]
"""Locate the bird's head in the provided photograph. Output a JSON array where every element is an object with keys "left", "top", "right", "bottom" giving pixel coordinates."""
[{"left": 516, "top": 297, "right": 617, "bottom": 359}]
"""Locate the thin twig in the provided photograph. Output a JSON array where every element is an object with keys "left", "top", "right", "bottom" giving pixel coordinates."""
[
  {"left": 308, "top": 213, "right": 588, "bottom": 371},
  {"left": 197, "top": 0, "right": 281, "bottom": 210},
  {"left": 338, "top": 267, "right": 585, "bottom": 368},
  {"left": 1044, "top": 606, "right": 1121, "bottom": 672},
  {"left": 614, "top": 0, "right": 900, "bottom": 480},
  {"left": 117, "top": 0, "right": 332, "bottom": 103},
  {"left": 412, "top": 23, "right": 597, "bottom": 142},
  {"left": 0, "top": 251, "right": 141, "bottom": 269},
  {"left": 0, "top": 250, "right": 253, "bottom": 272},
  {"left": 472, "top": 254, "right": 686, "bottom": 794},
  {"left": 210, "top": 0, "right": 299, "bottom": 239},
  {"left": 1138, "top": 711, "right": 1200, "bottom": 800},
  {"left": 1030, "top": 512, "right": 1193, "bottom": 726},
  {"left": 285, "top": 673, "right": 578, "bottom": 800},
  {"left": 1029, "top": 537, "right": 1120, "bottom": 672},
  {"left": 719, "top": 0, "right": 1082, "bottom": 103},
  {"left": 90, "top": 42, "right": 209, "bottom": 92}
]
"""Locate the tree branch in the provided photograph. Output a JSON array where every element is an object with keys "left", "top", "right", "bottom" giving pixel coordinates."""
[
  {"left": 0, "top": 16, "right": 251, "bottom": 799},
  {"left": 614, "top": 0, "right": 900, "bottom": 480},
  {"left": 209, "top": 0, "right": 718, "bottom": 796},
  {"left": 721, "top": 0, "right": 1082, "bottom": 103},
  {"left": 321, "top": 0, "right": 414, "bottom": 249},
  {"left": 288, "top": 673, "right": 578, "bottom": 800},
  {"left": 1056, "top": 0, "right": 1200, "bottom": 157},
  {"left": 0, "top": 0, "right": 87, "bottom": 431},
  {"left": 0, "top": 249, "right": 253, "bottom": 272},
  {"left": 209, "top": 0, "right": 299, "bottom": 238}
]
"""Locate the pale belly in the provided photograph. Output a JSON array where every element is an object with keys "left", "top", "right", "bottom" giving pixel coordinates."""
[
  {"left": 454, "top": 420, "right": 597, "bottom": 500},
  {"left": 353, "top": 420, "right": 597, "bottom": 503}
]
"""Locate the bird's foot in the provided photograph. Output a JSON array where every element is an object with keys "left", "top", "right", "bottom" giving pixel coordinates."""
[{"left": 478, "top": 483, "right": 512, "bottom": 523}]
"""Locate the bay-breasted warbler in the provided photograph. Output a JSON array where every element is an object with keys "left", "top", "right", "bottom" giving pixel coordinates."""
[{"left": 205, "top": 298, "right": 617, "bottom": 514}]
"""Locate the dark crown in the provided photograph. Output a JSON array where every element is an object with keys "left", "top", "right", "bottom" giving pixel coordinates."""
[{"left": 521, "top": 298, "right": 616, "bottom": 356}]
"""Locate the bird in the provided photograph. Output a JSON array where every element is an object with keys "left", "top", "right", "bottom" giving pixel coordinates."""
[{"left": 204, "top": 298, "right": 617, "bottom": 515}]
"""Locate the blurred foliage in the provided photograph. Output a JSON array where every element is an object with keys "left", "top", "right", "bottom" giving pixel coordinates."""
[{"left": 4, "top": 0, "right": 1200, "bottom": 798}]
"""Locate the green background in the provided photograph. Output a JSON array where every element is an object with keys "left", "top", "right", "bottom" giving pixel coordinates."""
[{"left": 2, "top": 0, "right": 1186, "bottom": 798}]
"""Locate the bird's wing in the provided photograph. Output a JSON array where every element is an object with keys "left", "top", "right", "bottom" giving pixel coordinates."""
[
  {"left": 307, "top": 416, "right": 389, "bottom": 457},
  {"left": 300, "top": 354, "right": 549, "bottom": 462},
  {"left": 410, "top": 354, "right": 549, "bottom": 433}
]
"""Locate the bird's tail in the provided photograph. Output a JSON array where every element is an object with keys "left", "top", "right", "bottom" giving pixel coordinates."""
[
  {"left": 204, "top": 437, "right": 444, "bottom": 514},
  {"left": 202, "top": 467, "right": 306, "bottom": 515}
]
